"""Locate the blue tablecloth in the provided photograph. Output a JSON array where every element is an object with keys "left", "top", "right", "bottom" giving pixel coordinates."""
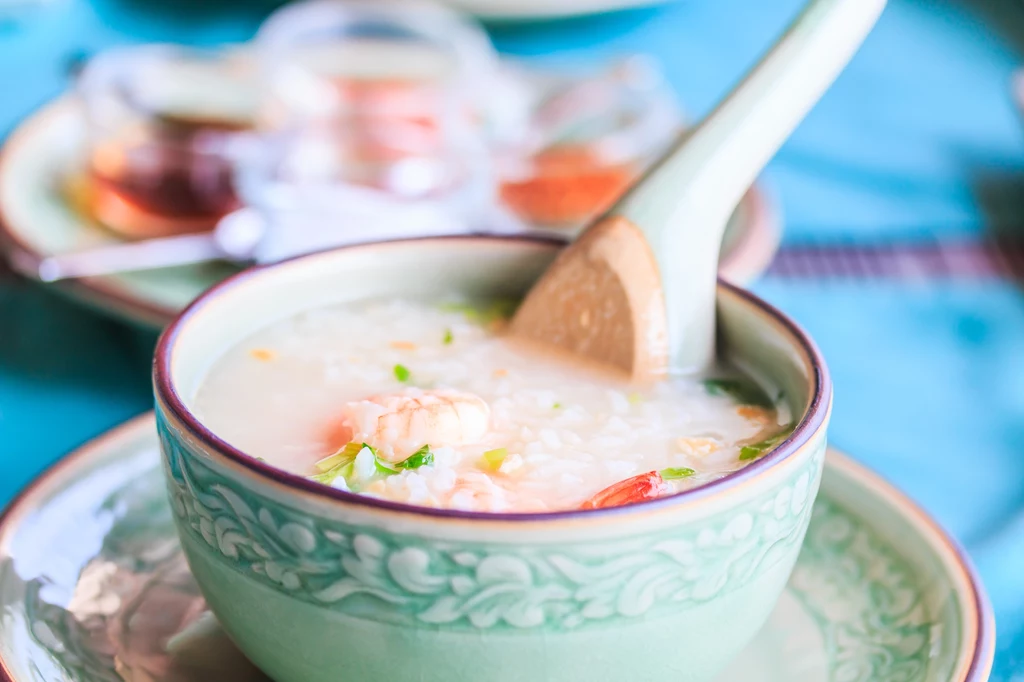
[{"left": 2, "top": 0, "right": 1023, "bottom": 676}]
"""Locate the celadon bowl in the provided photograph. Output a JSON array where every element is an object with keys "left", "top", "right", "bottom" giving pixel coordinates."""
[{"left": 153, "top": 236, "right": 832, "bottom": 682}]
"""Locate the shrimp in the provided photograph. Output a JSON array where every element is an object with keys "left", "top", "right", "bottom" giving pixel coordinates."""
[
  {"left": 580, "top": 471, "right": 670, "bottom": 510},
  {"left": 339, "top": 388, "right": 490, "bottom": 462}
]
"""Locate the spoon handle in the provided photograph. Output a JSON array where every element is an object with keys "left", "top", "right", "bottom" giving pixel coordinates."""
[
  {"left": 610, "top": 0, "right": 886, "bottom": 372},
  {"left": 20, "top": 233, "right": 224, "bottom": 282}
]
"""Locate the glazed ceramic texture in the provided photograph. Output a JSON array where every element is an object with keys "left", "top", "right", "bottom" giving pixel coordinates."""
[
  {"left": 158, "top": 413, "right": 825, "bottom": 682},
  {"left": 0, "top": 416, "right": 991, "bottom": 682},
  {"left": 787, "top": 497, "right": 934, "bottom": 680},
  {"left": 159, "top": 414, "right": 822, "bottom": 630},
  {"left": 152, "top": 237, "right": 830, "bottom": 682}
]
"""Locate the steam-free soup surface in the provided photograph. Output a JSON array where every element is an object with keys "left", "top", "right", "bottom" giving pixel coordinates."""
[{"left": 193, "top": 298, "right": 792, "bottom": 512}]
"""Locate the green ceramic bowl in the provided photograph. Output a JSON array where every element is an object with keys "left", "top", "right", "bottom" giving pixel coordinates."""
[{"left": 153, "top": 236, "right": 832, "bottom": 682}]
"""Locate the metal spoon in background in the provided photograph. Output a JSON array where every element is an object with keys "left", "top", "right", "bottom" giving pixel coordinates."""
[{"left": 15, "top": 207, "right": 261, "bottom": 283}]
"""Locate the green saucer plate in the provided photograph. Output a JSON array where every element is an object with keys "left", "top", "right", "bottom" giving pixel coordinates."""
[
  {"left": 0, "top": 414, "right": 994, "bottom": 682},
  {"left": 0, "top": 97, "right": 780, "bottom": 330}
]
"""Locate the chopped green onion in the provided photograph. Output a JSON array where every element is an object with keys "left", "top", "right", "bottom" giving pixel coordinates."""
[
  {"left": 703, "top": 378, "right": 772, "bottom": 408},
  {"left": 394, "top": 364, "right": 411, "bottom": 382},
  {"left": 373, "top": 444, "right": 434, "bottom": 476},
  {"left": 311, "top": 460, "right": 355, "bottom": 485},
  {"left": 314, "top": 442, "right": 363, "bottom": 472},
  {"left": 443, "top": 328, "right": 454, "bottom": 345},
  {"left": 481, "top": 447, "right": 508, "bottom": 470},
  {"left": 374, "top": 458, "right": 399, "bottom": 475},
  {"left": 341, "top": 442, "right": 394, "bottom": 476},
  {"left": 439, "top": 302, "right": 476, "bottom": 316},
  {"left": 310, "top": 442, "right": 369, "bottom": 485},
  {"left": 485, "top": 298, "right": 518, "bottom": 321},
  {"left": 553, "top": 402, "right": 562, "bottom": 409},
  {"left": 627, "top": 392, "right": 644, "bottom": 405},
  {"left": 660, "top": 467, "right": 696, "bottom": 480},
  {"left": 440, "top": 299, "right": 518, "bottom": 325},
  {"left": 396, "top": 444, "right": 434, "bottom": 470},
  {"left": 739, "top": 425, "right": 795, "bottom": 461}
]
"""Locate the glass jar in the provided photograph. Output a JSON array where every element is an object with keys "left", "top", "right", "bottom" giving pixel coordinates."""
[
  {"left": 228, "top": 0, "right": 531, "bottom": 256},
  {"left": 75, "top": 45, "right": 260, "bottom": 239},
  {"left": 498, "top": 56, "right": 683, "bottom": 231},
  {"left": 251, "top": 0, "right": 522, "bottom": 200}
]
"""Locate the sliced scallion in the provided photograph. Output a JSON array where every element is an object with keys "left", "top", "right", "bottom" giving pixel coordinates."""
[
  {"left": 739, "top": 425, "right": 795, "bottom": 461},
  {"left": 314, "top": 442, "right": 363, "bottom": 472},
  {"left": 310, "top": 442, "right": 368, "bottom": 485},
  {"left": 394, "top": 364, "right": 411, "bottom": 382},
  {"left": 660, "top": 467, "right": 696, "bottom": 480},
  {"left": 440, "top": 299, "right": 518, "bottom": 325},
  {"left": 396, "top": 444, "right": 434, "bottom": 470},
  {"left": 481, "top": 447, "right": 508, "bottom": 470},
  {"left": 702, "top": 378, "right": 772, "bottom": 408}
]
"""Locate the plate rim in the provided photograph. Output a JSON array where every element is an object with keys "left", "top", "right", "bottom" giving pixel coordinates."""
[
  {"left": 0, "top": 96, "right": 781, "bottom": 331},
  {"left": 0, "top": 412, "right": 995, "bottom": 682},
  {"left": 819, "top": 450, "right": 996, "bottom": 682},
  {"left": 448, "top": 0, "right": 667, "bottom": 21},
  {"left": 0, "top": 98, "right": 179, "bottom": 329}
]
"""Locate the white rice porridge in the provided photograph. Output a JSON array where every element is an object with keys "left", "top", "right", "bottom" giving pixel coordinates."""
[{"left": 192, "top": 298, "right": 793, "bottom": 513}]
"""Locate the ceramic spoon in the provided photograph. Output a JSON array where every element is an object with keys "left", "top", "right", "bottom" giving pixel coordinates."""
[{"left": 511, "top": 0, "right": 886, "bottom": 379}]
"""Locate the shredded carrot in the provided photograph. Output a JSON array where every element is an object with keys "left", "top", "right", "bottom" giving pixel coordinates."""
[
  {"left": 493, "top": 369, "right": 509, "bottom": 378},
  {"left": 737, "top": 406, "right": 771, "bottom": 424},
  {"left": 675, "top": 437, "right": 720, "bottom": 457},
  {"left": 250, "top": 348, "right": 276, "bottom": 362},
  {"left": 389, "top": 341, "right": 417, "bottom": 351}
]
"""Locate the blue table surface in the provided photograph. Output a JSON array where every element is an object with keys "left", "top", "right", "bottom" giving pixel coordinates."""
[{"left": 3, "top": 0, "right": 1024, "bottom": 676}]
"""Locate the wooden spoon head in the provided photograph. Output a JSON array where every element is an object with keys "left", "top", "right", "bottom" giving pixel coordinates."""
[{"left": 509, "top": 216, "right": 669, "bottom": 382}]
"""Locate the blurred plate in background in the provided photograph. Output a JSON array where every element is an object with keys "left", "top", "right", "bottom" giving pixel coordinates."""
[
  {"left": 0, "top": 97, "right": 779, "bottom": 329},
  {"left": 443, "top": 0, "right": 670, "bottom": 20}
]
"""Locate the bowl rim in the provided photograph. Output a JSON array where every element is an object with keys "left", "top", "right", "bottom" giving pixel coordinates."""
[{"left": 154, "top": 234, "right": 832, "bottom": 522}]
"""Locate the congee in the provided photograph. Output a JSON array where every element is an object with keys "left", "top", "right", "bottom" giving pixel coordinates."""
[{"left": 192, "top": 297, "right": 794, "bottom": 512}]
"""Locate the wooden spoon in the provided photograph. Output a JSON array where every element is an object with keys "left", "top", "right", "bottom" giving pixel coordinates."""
[{"left": 511, "top": 0, "right": 886, "bottom": 380}]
